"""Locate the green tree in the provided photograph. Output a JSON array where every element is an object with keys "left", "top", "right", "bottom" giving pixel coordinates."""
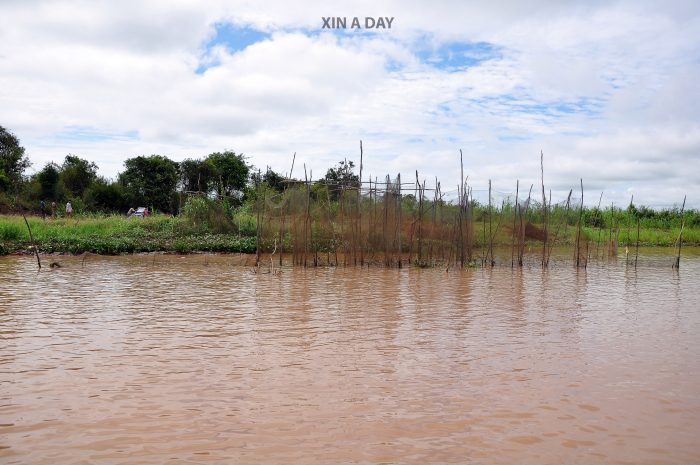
[
  {"left": 178, "top": 158, "right": 215, "bottom": 193},
  {"left": 119, "top": 155, "right": 178, "bottom": 213},
  {"left": 250, "top": 167, "right": 287, "bottom": 193},
  {"left": 84, "top": 177, "right": 129, "bottom": 212},
  {"left": 0, "top": 125, "right": 31, "bottom": 192},
  {"left": 60, "top": 154, "right": 98, "bottom": 198},
  {"left": 206, "top": 151, "right": 249, "bottom": 199},
  {"left": 323, "top": 159, "right": 359, "bottom": 200},
  {"left": 0, "top": 170, "right": 9, "bottom": 192},
  {"left": 36, "top": 162, "right": 61, "bottom": 201}
]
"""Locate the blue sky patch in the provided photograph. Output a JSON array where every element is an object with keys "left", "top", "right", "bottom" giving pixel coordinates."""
[
  {"left": 416, "top": 38, "right": 501, "bottom": 71},
  {"left": 197, "top": 23, "right": 271, "bottom": 74},
  {"left": 53, "top": 126, "right": 139, "bottom": 143},
  {"left": 472, "top": 94, "right": 604, "bottom": 119}
]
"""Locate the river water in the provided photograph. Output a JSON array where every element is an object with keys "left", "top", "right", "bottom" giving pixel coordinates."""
[{"left": 1, "top": 251, "right": 699, "bottom": 464}]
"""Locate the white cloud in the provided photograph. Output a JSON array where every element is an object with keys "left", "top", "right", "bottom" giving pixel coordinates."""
[{"left": 0, "top": 0, "right": 698, "bottom": 207}]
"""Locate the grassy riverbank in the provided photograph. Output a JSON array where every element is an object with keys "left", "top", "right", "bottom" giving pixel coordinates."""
[
  {"left": 0, "top": 214, "right": 256, "bottom": 255},
  {"left": 1, "top": 212, "right": 698, "bottom": 256}
]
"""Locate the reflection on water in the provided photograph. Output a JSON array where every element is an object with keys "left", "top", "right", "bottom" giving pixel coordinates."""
[{"left": 1, "top": 252, "right": 699, "bottom": 464}]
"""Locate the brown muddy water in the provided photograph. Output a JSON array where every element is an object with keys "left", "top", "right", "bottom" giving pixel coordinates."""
[{"left": 1, "top": 250, "right": 700, "bottom": 465}]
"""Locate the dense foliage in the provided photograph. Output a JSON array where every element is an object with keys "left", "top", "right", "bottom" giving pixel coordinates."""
[{"left": 0, "top": 125, "right": 31, "bottom": 193}]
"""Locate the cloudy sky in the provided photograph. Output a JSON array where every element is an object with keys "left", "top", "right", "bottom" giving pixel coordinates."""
[{"left": 1, "top": 0, "right": 698, "bottom": 207}]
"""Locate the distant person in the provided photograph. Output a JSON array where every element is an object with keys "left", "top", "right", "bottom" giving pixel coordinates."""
[
  {"left": 51, "top": 201, "right": 57, "bottom": 218},
  {"left": 66, "top": 201, "right": 73, "bottom": 218},
  {"left": 127, "top": 207, "right": 135, "bottom": 217},
  {"left": 40, "top": 200, "right": 46, "bottom": 219}
]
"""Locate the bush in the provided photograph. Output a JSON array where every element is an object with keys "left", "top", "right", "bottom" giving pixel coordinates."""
[
  {"left": 84, "top": 181, "right": 129, "bottom": 213},
  {"left": 181, "top": 196, "right": 235, "bottom": 234},
  {"left": 584, "top": 207, "right": 606, "bottom": 228},
  {"left": 232, "top": 204, "right": 257, "bottom": 236}
]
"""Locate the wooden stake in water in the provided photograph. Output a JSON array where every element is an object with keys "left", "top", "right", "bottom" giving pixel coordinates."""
[
  {"left": 518, "top": 185, "right": 533, "bottom": 267},
  {"left": 635, "top": 217, "right": 640, "bottom": 270},
  {"left": 511, "top": 180, "right": 519, "bottom": 268},
  {"left": 595, "top": 191, "right": 604, "bottom": 260},
  {"left": 460, "top": 150, "right": 465, "bottom": 268},
  {"left": 22, "top": 214, "right": 41, "bottom": 270},
  {"left": 255, "top": 169, "right": 262, "bottom": 266},
  {"left": 359, "top": 140, "right": 364, "bottom": 266},
  {"left": 546, "top": 189, "right": 572, "bottom": 267},
  {"left": 482, "top": 184, "right": 487, "bottom": 266},
  {"left": 575, "top": 179, "right": 584, "bottom": 268},
  {"left": 487, "top": 179, "right": 493, "bottom": 266},
  {"left": 540, "top": 151, "right": 547, "bottom": 268},
  {"left": 673, "top": 195, "right": 686, "bottom": 269},
  {"left": 626, "top": 195, "right": 633, "bottom": 266},
  {"left": 397, "top": 173, "right": 402, "bottom": 268}
]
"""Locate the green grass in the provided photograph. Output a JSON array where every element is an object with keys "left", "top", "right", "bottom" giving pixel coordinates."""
[
  {"left": 1, "top": 211, "right": 698, "bottom": 256},
  {"left": 0, "top": 214, "right": 256, "bottom": 255}
]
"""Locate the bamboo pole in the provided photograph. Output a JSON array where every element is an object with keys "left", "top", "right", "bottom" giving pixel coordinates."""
[
  {"left": 487, "top": 200, "right": 505, "bottom": 266},
  {"left": 384, "top": 174, "right": 390, "bottom": 266},
  {"left": 415, "top": 171, "right": 423, "bottom": 264},
  {"left": 303, "top": 165, "right": 309, "bottom": 267},
  {"left": 467, "top": 185, "right": 473, "bottom": 262},
  {"left": 482, "top": 187, "right": 487, "bottom": 266},
  {"left": 575, "top": 179, "right": 584, "bottom": 268},
  {"left": 359, "top": 141, "right": 364, "bottom": 266},
  {"left": 518, "top": 185, "right": 533, "bottom": 267},
  {"left": 429, "top": 176, "right": 438, "bottom": 265},
  {"left": 459, "top": 150, "right": 465, "bottom": 268},
  {"left": 22, "top": 214, "right": 41, "bottom": 270},
  {"left": 324, "top": 177, "right": 337, "bottom": 266},
  {"left": 540, "top": 151, "right": 547, "bottom": 268},
  {"left": 595, "top": 191, "right": 603, "bottom": 260},
  {"left": 635, "top": 216, "right": 640, "bottom": 269},
  {"left": 626, "top": 195, "right": 633, "bottom": 266},
  {"left": 255, "top": 169, "right": 262, "bottom": 266},
  {"left": 546, "top": 189, "right": 572, "bottom": 267},
  {"left": 511, "top": 180, "right": 519, "bottom": 268},
  {"left": 673, "top": 195, "right": 686, "bottom": 269},
  {"left": 397, "top": 173, "right": 402, "bottom": 268},
  {"left": 487, "top": 179, "right": 493, "bottom": 266}
]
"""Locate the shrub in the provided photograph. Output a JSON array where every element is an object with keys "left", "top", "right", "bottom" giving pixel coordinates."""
[{"left": 181, "top": 196, "right": 234, "bottom": 234}]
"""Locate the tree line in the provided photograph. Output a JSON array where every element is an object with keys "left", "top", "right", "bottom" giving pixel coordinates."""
[
  {"left": 4, "top": 124, "right": 695, "bottom": 228},
  {"left": 0, "top": 125, "right": 360, "bottom": 215}
]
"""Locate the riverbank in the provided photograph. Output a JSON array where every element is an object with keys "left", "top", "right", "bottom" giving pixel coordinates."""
[
  {"left": 1, "top": 213, "right": 698, "bottom": 256},
  {"left": 0, "top": 214, "right": 256, "bottom": 255}
]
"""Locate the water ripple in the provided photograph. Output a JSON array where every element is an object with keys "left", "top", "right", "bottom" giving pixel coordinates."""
[{"left": 1, "top": 252, "right": 699, "bottom": 464}]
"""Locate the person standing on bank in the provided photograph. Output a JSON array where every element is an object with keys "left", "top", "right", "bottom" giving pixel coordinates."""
[
  {"left": 51, "top": 201, "right": 56, "bottom": 219},
  {"left": 66, "top": 201, "right": 73, "bottom": 218},
  {"left": 40, "top": 200, "right": 46, "bottom": 219}
]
